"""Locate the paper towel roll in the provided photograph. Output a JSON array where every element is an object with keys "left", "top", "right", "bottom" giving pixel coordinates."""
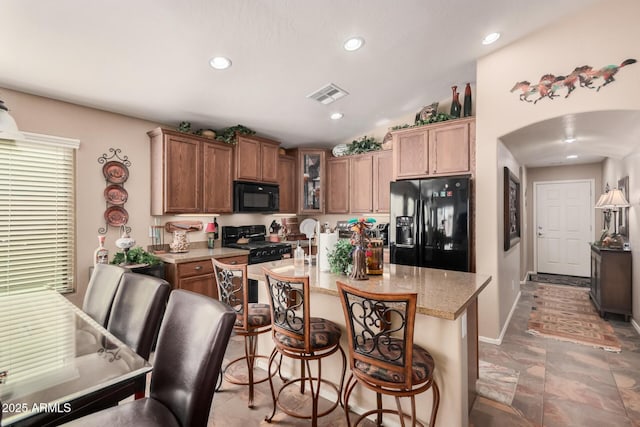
[{"left": 318, "top": 232, "right": 339, "bottom": 272}]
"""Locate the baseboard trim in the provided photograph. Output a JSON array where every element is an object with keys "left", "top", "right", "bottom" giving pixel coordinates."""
[
  {"left": 522, "top": 270, "right": 535, "bottom": 284},
  {"left": 632, "top": 318, "right": 640, "bottom": 336},
  {"left": 479, "top": 291, "right": 521, "bottom": 345}
]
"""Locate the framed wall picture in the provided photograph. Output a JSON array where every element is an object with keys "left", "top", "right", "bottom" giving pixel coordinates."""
[
  {"left": 504, "top": 167, "right": 521, "bottom": 251},
  {"left": 618, "top": 176, "right": 629, "bottom": 237}
]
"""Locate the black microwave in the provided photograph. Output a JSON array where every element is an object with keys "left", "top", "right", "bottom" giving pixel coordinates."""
[{"left": 234, "top": 181, "right": 279, "bottom": 213}]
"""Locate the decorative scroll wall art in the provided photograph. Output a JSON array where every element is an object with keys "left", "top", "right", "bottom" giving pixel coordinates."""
[
  {"left": 98, "top": 148, "right": 131, "bottom": 234},
  {"left": 510, "top": 58, "right": 636, "bottom": 104},
  {"left": 504, "top": 167, "right": 521, "bottom": 251}
]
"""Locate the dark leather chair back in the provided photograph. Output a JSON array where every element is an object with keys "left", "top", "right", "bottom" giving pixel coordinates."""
[
  {"left": 150, "top": 290, "right": 235, "bottom": 427},
  {"left": 107, "top": 272, "right": 171, "bottom": 360},
  {"left": 82, "top": 264, "right": 127, "bottom": 327}
]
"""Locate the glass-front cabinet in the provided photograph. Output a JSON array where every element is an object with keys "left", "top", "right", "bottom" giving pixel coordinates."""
[{"left": 298, "top": 149, "right": 325, "bottom": 214}]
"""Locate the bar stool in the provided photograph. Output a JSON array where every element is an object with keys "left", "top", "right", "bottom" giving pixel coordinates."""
[
  {"left": 336, "top": 281, "right": 440, "bottom": 427},
  {"left": 213, "top": 259, "right": 273, "bottom": 408},
  {"left": 262, "top": 267, "right": 346, "bottom": 427}
]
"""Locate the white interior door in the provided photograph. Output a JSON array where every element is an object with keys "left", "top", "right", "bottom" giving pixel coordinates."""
[{"left": 535, "top": 180, "right": 593, "bottom": 277}]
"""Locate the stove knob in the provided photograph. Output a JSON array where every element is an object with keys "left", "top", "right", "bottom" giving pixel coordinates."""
[{"left": 269, "top": 248, "right": 276, "bottom": 256}]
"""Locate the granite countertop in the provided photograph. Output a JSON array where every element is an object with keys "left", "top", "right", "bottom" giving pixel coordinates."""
[
  {"left": 247, "top": 259, "right": 491, "bottom": 320},
  {"left": 155, "top": 247, "right": 249, "bottom": 264}
]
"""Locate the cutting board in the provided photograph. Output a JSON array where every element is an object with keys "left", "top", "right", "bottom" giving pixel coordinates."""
[{"left": 164, "top": 221, "right": 202, "bottom": 233}]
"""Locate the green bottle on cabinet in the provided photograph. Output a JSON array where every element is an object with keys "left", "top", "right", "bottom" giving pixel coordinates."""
[{"left": 450, "top": 86, "right": 461, "bottom": 118}]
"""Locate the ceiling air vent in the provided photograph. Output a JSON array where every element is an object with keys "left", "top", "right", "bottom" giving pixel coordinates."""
[{"left": 306, "top": 83, "right": 349, "bottom": 105}]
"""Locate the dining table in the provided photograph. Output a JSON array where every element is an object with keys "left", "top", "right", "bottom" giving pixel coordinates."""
[{"left": 0, "top": 288, "right": 151, "bottom": 426}]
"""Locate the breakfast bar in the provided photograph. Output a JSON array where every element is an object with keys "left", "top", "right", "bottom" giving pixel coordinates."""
[{"left": 248, "top": 259, "right": 491, "bottom": 427}]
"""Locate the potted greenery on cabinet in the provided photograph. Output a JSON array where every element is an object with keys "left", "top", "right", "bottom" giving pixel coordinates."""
[{"left": 111, "top": 246, "right": 165, "bottom": 279}]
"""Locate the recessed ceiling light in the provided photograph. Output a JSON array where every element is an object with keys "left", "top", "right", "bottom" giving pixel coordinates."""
[
  {"left": 330, "top": 112, "right": 344, "bottom": 120},
  {"left": 209, "top": 56, "right": 232, "bottom": 70},
  {"left": 566, "top": 154, "right": 578, "bottom": 159},
  {"left": 482, "top": 32, "right": 501, "bottom": 45},
  {"left": 343, "top": 37, "right": 365, "bottom": 51},
  {"left": 564, "top": 137, "right": 577, "bottom": 143}
]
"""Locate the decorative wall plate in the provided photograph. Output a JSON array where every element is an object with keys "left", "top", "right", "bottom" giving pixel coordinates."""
[
  {"left": 104, "top": 206, "right": 129, "bottom": 227},
  {"left": 102, "top": 161, "right": 129, "bottom": 184},
  {"left": 104, "top": 184, "right": 128, "bottom": 205},
  {"left": 331, "top": 144, "right": 349, "bottom": 157}
]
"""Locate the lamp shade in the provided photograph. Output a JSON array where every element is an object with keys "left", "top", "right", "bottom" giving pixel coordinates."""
[
  {"left": 596, "top": 188, "right": 629, "bottom": 209},
  {"left": 0, "top": 100, "right": 26, "bottom": 141},
  {"left": 595, "top": 193, "right": 610, "bottom": 209},
  {"left": 205, "top": 222, "right": 216, "bottom": 233}
]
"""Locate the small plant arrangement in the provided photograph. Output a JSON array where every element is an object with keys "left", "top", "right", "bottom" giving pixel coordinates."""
[
  {"left": 346, "top": 135, "right": 382, "bottom": 155},
  {"left": 111, "top": 246, "right": 161, "bottom": 266},
  {"left": 215, "top": 124, "right": 256, "bottom": 144},
  {"left": 327, "top": 239, "right": 354, "bottom": 275},
  {"left": 390, "top": 112, "right": 453, "bottom": 131}
]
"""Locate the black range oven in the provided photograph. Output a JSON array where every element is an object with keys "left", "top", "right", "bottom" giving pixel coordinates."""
[{"left": 222, "top": 225, "right": 291, "bottom": 302}]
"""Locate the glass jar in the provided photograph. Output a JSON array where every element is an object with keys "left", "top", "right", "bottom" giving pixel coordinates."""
[
  {"left": 366, "top": 239, "right": 384, "bottom": 275},
  {"left": 169, "top": 230, "right": 190, "bottom": 253}
]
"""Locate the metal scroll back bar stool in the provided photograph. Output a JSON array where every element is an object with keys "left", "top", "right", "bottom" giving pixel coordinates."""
[
  {"left": 212, "top": 258, "right": 273, "bottom": 408},
  {"left": 262, "top": 267, "right": 346, "bottom": 427},
  {"left": 336, "top": 281, "right": 440, "bottom": 427}
]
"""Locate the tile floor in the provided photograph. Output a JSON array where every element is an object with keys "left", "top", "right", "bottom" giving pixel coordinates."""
[
  {"left": 206, "top": 280, "right": 640, "bottom": 426},
  {"left": 469, "top": 281, "right": 640, "bottom": 427}
]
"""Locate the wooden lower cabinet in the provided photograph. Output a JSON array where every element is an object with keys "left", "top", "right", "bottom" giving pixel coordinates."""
[
  {"left": 590, "top": 245, "right": 632, "bottom": 320},
  {"left": 165, "top": 255, "right": 248, "bottom": 300}
]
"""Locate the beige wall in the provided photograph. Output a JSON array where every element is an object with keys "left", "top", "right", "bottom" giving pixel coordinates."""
[
  {"left": 602, "top": 154, "right": 640, "bottom": 322},
  {"left": 476, "top": 0, "right": 640, "bottom": 339},
  {"left": 524, "top": 163, "right": 603, "bottom": 275}
]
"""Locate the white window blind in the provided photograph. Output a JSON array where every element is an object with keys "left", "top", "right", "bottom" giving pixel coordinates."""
[{"left": 0, "top": 133, "right": 80, "bottom": 294}]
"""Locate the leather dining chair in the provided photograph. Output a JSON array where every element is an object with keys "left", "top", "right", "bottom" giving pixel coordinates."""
[
  {"left": 61, "top": 290, "right": 236, "bottom": 427},
  {"left": 83, "top": 263, "right": 127, "bottom": 327},
  {"left": 336, "top": 281, "right": 440, "bottom": 427},
  {"left": 107, "top": 272, "right": 171, "bottom": 361}
]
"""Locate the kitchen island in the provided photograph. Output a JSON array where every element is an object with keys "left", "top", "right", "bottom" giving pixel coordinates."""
[{"left": 247, "top": 259, "right": 491, "bottom": 427}]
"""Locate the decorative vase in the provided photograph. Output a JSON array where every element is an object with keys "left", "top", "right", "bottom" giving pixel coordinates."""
[
  {"left": 450, "top": 86, "right": 461, "bottom": 118},
  {"left": 463, "top": 83, "right": 472, "bottom": 117},
  {"left": 349, "top": 245, "right": 368, "bottom": 280}
]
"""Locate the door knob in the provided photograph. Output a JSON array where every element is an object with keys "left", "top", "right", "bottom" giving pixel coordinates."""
[{"left": 537, "top": 232, "right": 544, "bottom": 237}]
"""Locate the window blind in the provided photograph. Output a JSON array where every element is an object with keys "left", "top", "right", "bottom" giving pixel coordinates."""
[{"left": 0, "top": 134, "right": 79, "bottom": 294}]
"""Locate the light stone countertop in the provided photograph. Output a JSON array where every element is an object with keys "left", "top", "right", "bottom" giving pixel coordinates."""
[
  {"left": 248, "top": 259, "right": 491, "bottom": 320},
  {"left": 155, "top": 247, "right": 249, "bottom": 264}
]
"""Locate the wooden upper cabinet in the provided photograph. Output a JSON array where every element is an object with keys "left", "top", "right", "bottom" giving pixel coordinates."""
[
  {"left": 202, "top": 142, "right": 233, "bottom": 213},
  {"left": 278, "top": 155, "right": 297, "bottom": 213},
  {"left": 392, "top": 117, "right": 475, "bottom": 180},
  {"left": 326, "top": 157, "right": 350, "bottom": 214},
  {"left": 261, "top": 142, "right": 280, "bottom": 182},
  {"left": 148, "top": 127, "right": 233, "bottom": 215},
  {"left": 350, "top": 154, "right": 373, "bottom": 213},
  {"left": 234, "top": 135, "right": 280, "bottom": 183},
  {"left": 373, "top": 150, "right": 393, "bottom": 213},
  {"left": 430, "top": 121, "right": 471, "bottom": 175},
  {"left": 393, "top": 129, "right": 429, "bottom": 180},
  {"left": 298, "top": 149, "right": 326, "bottom": 214}
]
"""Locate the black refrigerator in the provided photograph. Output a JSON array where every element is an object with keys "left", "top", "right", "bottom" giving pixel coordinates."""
[{"left": 390, "top": 176, "right": 470, "bottom": 272}]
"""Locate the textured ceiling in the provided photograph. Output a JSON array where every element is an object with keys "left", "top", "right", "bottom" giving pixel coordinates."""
[{"left": 0, "top": 0, "right": 598, "bottom": 151}]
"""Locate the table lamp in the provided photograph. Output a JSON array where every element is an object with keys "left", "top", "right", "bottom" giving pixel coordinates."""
[
  {"left": 205, "top": 221, "right": 216, "bottom": 249},
  {"left": 595, "top": 188, "right": 629, "bottom": 248}
]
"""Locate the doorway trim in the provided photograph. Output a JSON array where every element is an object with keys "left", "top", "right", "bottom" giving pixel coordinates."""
[{"left": 533, "top": 179, "right": 594, "bottom": 276}]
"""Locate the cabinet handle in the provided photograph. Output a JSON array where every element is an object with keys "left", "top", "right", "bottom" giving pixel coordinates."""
[
  {"left": 230, "top": 261, "right": 238, "bottom": 265},
  {"left": 194, "top": 265, "right": 202, "bottom": 270}
]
